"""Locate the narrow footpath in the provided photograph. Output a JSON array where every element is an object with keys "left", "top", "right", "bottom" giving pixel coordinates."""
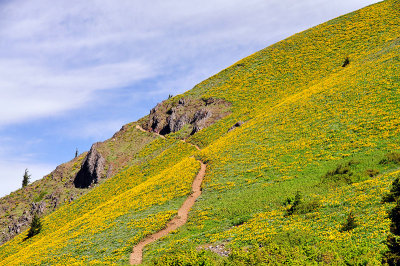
[
  {"left": 130, "top": 125, "right": 206, "bottom": 265},
  {"left": 136, "top": 125, "right": 165, "bottom": 139}
]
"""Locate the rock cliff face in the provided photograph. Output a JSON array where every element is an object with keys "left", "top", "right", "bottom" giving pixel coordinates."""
[
  {"left": 73, "top": 144, "right": 106, "bottom": 188},
  {"left": 143, "top": 97, "right": 231, "bottom": 136}
]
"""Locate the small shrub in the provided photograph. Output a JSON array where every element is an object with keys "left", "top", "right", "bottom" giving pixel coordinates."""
[
  {"left": 296, "top": 199, "right": 321, "bottom": 214},
  {"left": 382, "top": 178, "right": 400, "bottom": 203},
  {"left": 340, "top": 211, "right": 357, "bottom": 232},
  {"left": 285, "top": 193, "right": 320, "bottom": 216},
  {"left": 383, "top": 200, "right": 400, "bottom": 264},
  {"left": 285, "top": 191, "right": 302, "bottom": 216},
  {"left": 389, "top": 201, "right": 400, "bottom": 236},
  {"left": 380, "top": 152, "right": 400, "bottom": 165},
  {"left": 282, "top": 197, "right": 293, "bottom": 206},
  {"left": 342, "top": 57, "right": 350, "bottom": 67},
  {"left": 383, "top": 235, "right": 400, "bottom": 265},
  {"left": 231, "top": 215, "right": 250, "bottom": 226},
  {"left": 322, "top": 161, "right": 356, "bottom": 184},
  {"left": 365, "top": 169, "right": 379, "bottom": 177},
  {"left": 34, "top": 191, "right": 48, "bottom": 203}
]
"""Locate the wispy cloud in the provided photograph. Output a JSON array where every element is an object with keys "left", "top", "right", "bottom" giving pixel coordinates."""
[{"left": 0, "top": 0, "right": 380, "bottom": 128}]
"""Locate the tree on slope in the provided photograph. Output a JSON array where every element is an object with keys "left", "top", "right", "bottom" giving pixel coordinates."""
[
  {"left": 22, "top": 168, "right": 31, "bottom": 188},
  {"left": 25, "top": 214, "right": 42, "bottom": 240}
]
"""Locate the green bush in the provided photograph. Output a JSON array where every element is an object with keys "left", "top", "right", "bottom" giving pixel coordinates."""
[
  {"left": 342, "top": 57, "right": 350, "bottom": 67},
  {"left": 379, "top": 152, "right": 400, "bottom": 165},
  {"left": 282, "top": 197, "right": 293, "bottom": 206},
  {"left": 382, "top": 178, "right": 400, "bottom": 203},
  {"left": 383, "top": 235, "right": 400, "bottom": 266},
  {"left": 365, "top": 169, "right": 379, "bottom": 178},
  {"left": 322, "top": 161, "right": 357, "bottom": 184},
  {"left": 340, "top": 212, "right": 357, "bottom": 232},
  {"left": 34, "top": 191, "right": 48, "bottom": 203},
  {"left": 295, "top": 199, "right": 321, "bottom": 215},
  {"left": 231, "top": 215, "right": 250, "bottom": 226},
  {"left": 285, "top": 191, "right": 302, "bottom": 216},
  {"left": 383, "top": 200, "right": 400, "bottom": 264},
  {"left": 285, "top": 192, "right": 320, "bottom": 216}
]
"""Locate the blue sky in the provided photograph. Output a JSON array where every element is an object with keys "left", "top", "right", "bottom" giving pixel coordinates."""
[{"left": 0, "top": 0, "right": 380, "bottom": 197}]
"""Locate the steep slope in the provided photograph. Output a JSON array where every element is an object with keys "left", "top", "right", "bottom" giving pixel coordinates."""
[{"left": 1, "top": 0, "right": 400, "bottom": 264}]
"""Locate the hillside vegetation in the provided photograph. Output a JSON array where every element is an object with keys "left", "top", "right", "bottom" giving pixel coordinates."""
[{"left": 1, "top": 0, "right": 400, "bottom": 264}]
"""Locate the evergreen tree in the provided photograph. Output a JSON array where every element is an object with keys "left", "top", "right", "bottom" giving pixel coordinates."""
[
  {"left": 26, "top": 214, "right": 42, "bottom": 239},
  {"left": 75, "top": 148, "right": 78, "bottom": 158},
  {"left": 22, "top": 168, "right": 31, "bottom": 188}
]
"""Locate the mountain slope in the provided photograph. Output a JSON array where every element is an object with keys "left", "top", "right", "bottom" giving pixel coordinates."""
[{"left": 1, "top": 0, "right": 400, "bottom": 264}]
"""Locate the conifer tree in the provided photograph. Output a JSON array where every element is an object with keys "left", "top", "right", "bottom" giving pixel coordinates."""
[
  {"left": 75, "top": 148, "right": 78, "bottom": 158},
  {"left": 22, "top": 168, "right": 31, "bottom": 188},
  {"left": 26, "top": 214, "right": 42, "bottom": 239}
]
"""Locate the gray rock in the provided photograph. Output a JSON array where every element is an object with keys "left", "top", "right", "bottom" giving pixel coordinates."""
[
  {"left": 178, "top": 98, "right": 185, "bottom": 106},
  {"left": 191, "top": 109, "right": 211, "bottom": 134},
  {"left": 30, "top": 201, "right": 46, "bottom": 215},
  {"left": 73, "top": 143, "right": 106, "bottom": 188},
  {"left": 144, "top": 96, "right": 230, "bottom": 136},
  {"left": 168, "top": 113, "right": 190, "bottom": 132}
]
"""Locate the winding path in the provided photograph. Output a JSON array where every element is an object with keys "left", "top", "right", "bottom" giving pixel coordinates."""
[
  {"left": 130, "top": 125, "right": 205, "bottom": 265},
  {"left": 136, "top": 125, "right": 165, "bottom": 139}
]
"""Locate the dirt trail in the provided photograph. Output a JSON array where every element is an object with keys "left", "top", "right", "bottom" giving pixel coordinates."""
[
  {"left": 129, "top": 161, "right": 206, "bottom": 265},
  {"left": 136, "top": 125, "right": 165, "bottom": 139},
  {"left": 136, "top": 124, "right": 202, "bottom": 150},
  {"left": 130, "top": 125, "right": 205, "bottom": 265}
]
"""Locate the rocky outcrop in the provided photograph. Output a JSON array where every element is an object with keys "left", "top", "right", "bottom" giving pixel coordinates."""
[
  {"left": 30, "top": 201, "right": 46, "bottom": 215},
  {"left": 73, "top": 143, "right": 106, "bottom": 188},
  {"left": 191, "top": 109, "right": 212, "bottom": 134},
  {"left": 1, "top": 200, "right": 47, "bottom": 244},
  {"left": 142, "top": 97, "right": 231, "bottom": 137},
  {"left": 7, "top": 211, "right": 29, "bottom": 236}
]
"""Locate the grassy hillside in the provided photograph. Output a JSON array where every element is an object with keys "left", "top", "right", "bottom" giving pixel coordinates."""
[{"left": 1, "top": 0, "right": 400, "bottom": 264}]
